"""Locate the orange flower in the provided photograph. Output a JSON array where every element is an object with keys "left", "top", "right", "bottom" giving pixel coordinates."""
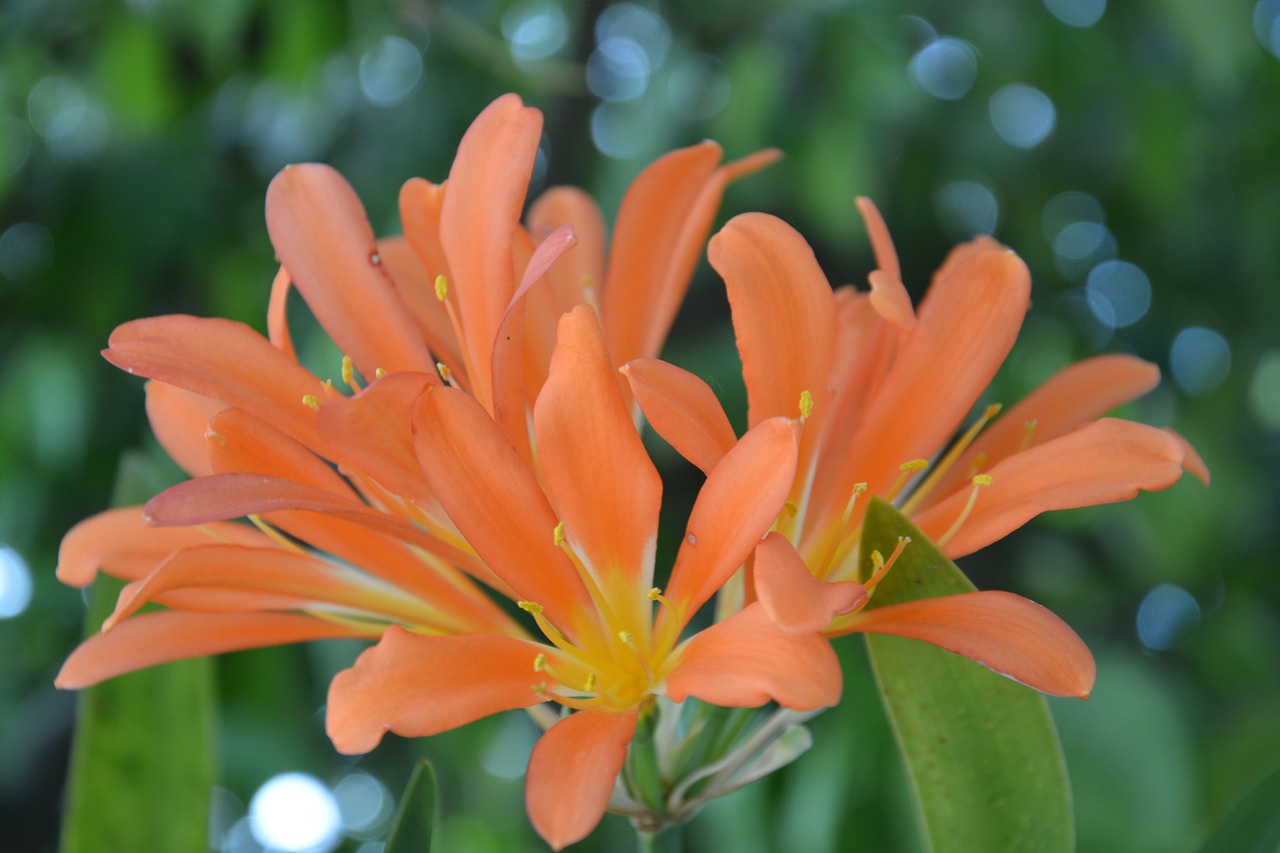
[
  {"left": 326, "top": 306, "right": 838, "bottom": 849},
  {"left": 624, "top": 202, "right": 1208, "bottom": 697},
  {"left": 56, "top": 93, "right": 776, "bottom": 688}
]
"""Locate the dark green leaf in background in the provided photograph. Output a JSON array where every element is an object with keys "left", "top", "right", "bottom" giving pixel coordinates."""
[
  {"left": 862, "top": 497, "right": 1074, "bottom": 853},
  {"left": 1197, "top": 763, "right": 1280, "bottom": 853},
  {"left": 385, "top": 758, "right": 439, "bottom": 853}
]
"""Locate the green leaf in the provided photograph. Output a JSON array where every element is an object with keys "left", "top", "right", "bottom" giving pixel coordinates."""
[
  {"left": 861, "top": 497, "right": 1074, "bottom": 853},
  {"left": 385, "top": 759, "right": 439, "bottom": 853},
  {"left": 60, "top": 575, "right": 217, "bottom": 853},
  {"left": 1197, "top": 763, "right": 1280, "bottom": 853}
]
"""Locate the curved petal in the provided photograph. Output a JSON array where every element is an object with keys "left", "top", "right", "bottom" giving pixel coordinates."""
[
  {"left": 622, "top": 358, "right": 737, "bottom": 476},
  {"left": 1165, "top": 428, "right": 1210, "bottom": 485},
  {"left": 753, "top": 533, "right": 866, "bottom": 633},
  {"left": 145, "top": 381, "right": 227, "bottom": 478},
  {"left": 660, "top": 417, "right": 798, "bottom": 633},
  {"left": 665, "top": 603, "right": 841, "bottom": 710},
  {"left": 931, "top": 353, "right": 1163, "bottom": 500},
  {"left": 855, "top": 197, "right": 901, "bottom": 284},
  {"left": 534, "top": 306, "right": 662, "bottom": 601},
  {"left": 265, "top": 163, "right": 434, "bottom": 378},
  {"left": 412, "top": 385, "right": 596, "bottom": 634},
  {"left": 57, "top": 506, "right": 271, "bottom": 587},
  {"left": 206, "top": 407, "right": 357, "bottom": 498},
  {"left": 439, "top": 93, "right": 542, "bottom": 410},
  {"left": 104, "top": 315, "right": 325, "bottom": 450},
  {"left": 378, "top": 236, "right": 465, "bottom": 377},
  {"left": 526, "top": 708, "right": 638, "bottom": 851},
  {"left": 266, "top": 265, "right": 296, "bottom": 358},
  {"left": 913, "top": 419, "right": 1187, "bottom": 559},
  {"left": 326, "top": 627, "right": 545, "bottom": 754},
  {"left": 867, "top": 269, "right": 916, "bottom": 333},
  {"left": 56, "top": 610, "right": 370, "bottom": 689},
  {"left": 831, "top": 590, "right": 1096, "bottom": 699}
]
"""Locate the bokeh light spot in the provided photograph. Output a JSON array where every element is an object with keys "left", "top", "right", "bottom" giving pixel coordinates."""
[
  {"left": 1053, "top": 221, "right": 1117, "bottom": 282},
  {"left": 989, "top": 83, "right": 1056, "bottom": 148},
  {"left": 1044, "top": 0, "right": 1107, "bottom": 28},
  {"left": 1248, "top": 350, "right": 1280, "bottom": 430},
  {"left": 1170, "top": 327, "right": 1231, "bottom": 396},
  {"left": 249, "top": 773, "right": 342, "bottom": 853},
  {"left": 596, "top": 3, "right": 671, "bottom": 66},
  {"left": 502, "top": 0, "right": 569, "bottom": 61},
  {"left": 590, "top": 100, "right": 654, "bottom": 159},
  {"left": 0, "top": 222, "right": 54, "bottom": 284},
  {"left": 1042, "top": 190, "right": 1106, "bottom": 242},
  {"left": 667, "top": 54, "right": 732, "bottom": 120},
  {"left": 27, "top": 75, "right": 110, "bottom": 162},
  {"left": 1085, "top": 260, "right": 1151, "bottom": 328},
  {"left": 0, "top": 547, "right": 33, "bottom": 619},
  {"left": 333, "top": 772, "right": 392, "bottom": 838},
  {"left": 908, "top": 38, "right": 978, "bottom": 100},
  {"left": 934, "top": 181, "right": 998, "bottom": 239},
  {"left": 358, "top": 37, "right": 424, "bottom": 106},
  {"left": 1255, "top": 0, "right": 1280, "bottom": 58},
  {"left": 1137, "top": 584, "right": 1200, "bottom": 651},
  {"left": 587, "top": 37, "right": 651, "bottom": 102}
]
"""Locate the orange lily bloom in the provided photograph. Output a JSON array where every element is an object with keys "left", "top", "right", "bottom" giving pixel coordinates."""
[
  {"left": 326, "top": 305, "right": 839, "bottom": 849},
  {"left": 624, "top": 202, "right": 1208, "bottom": 697}
]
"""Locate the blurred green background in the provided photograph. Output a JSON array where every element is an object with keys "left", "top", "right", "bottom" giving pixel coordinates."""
[{"left": 2, "top": 0, "right": 1278, "bottom": 850}]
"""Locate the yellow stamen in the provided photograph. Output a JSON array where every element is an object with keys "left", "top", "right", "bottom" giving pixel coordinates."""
[
  {"left": 553, "top": 522, "right": 566, "bottom": 547},
  {"left": 583, "top": 672, "right": 597, "bottom": 693},
  {"left": 1021, "top": 419, "right": 1038, "bottom": 452},
  {"left": 436, "top": 362, "right": 454, "bottom": 384},
  {"left": 864, "top": 536, "right": 911, "bottom": 599},
  {"left": 341, "top": 356, "right": 358, "bottom": 390},
  {"left": 248, "top": 515, "right": 305, "bottom": 554},
  {"left": 518, "top": 600, "right": 544, "bottom": 615},
  {"left": 885, "top": 459, "right": 929, "bottom": 502},
  {"left": 434, "top": 274, "right": 448, "bottom": 302},
  {"left": 902, "top": 403, "right": 1003, "bottom": 515},
  {"left": 799, "top": 389, "right": 814, "bottom": 420},
  {"left": 375, "top": 367, "right": 388, "bottom": 379},
  {"left": 533, "top": 653, "right": 547, "bottom": 672},
  {"left": 301, "top": 394, "right": 320, "bottom": 410},
  {"left": 936, "top": 474, "right": 994, "bottom": 549},
  {"left": 618, "top": 631, "right": 633, "bottom": 645}
]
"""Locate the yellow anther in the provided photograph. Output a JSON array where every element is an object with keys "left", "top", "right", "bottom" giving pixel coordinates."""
[
  {"left": 518, "top": 600, "right": 544, "bottom": 615},
  {"left": 375, "top": 367, "right": 388, "bottom": 379},
  {"left": 533, "top": 653, "right": 547, "bottom": 672},
  {"left": 866, "top": 536, "right": 911, "bottom": 592},
  {"left": 436, "top": 362, "right": 453, "bottom": 383},
  {"left": 1021, "top": 419, "right": 1039, "bottom": 452},
  {"left": 900, "top": 458, "right": 929, "bottom": 473},
  {"left": 886, "top": 462, "right": 928, "bottom": 502},
  {"left": 972, "top": 473, "right": 993, "bottom": 487},
  {"left": 532, "top": 683, "right": 548, "bottom": 697},
  {"left": 869, "top": 549, "right": 884, "bottom": 573},
  {"left": 782, "top": 501, "right": 799, "bottom": 519},
  {"left": 618, "top": 630, "right": 633, "bottom": 645},
  {"left": 799, "top": 389, "right": 814, "bottom": 420},
  {"left": 583, "top": 673, "right": 597, "bottom": 693},
  {"left": 434, "top": 274, "right": 448, "bottom": 301},
  {"left": 647, "top": 587, "right": 666, "bottom": 603},
  {"left": 301, "top": 394, "right": 321, "bottom": 410},
  {"left": 984, "top": 403, "right": 1003, "bottom": 420},
  {"left": 553, "top": 522, "right": 566, "bottom": 547},
  {"left": 341, "top": 356, "right": 355, "bottom": 388}
]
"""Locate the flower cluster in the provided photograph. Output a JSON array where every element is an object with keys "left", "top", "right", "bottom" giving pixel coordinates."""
[{"left": 56, "top": 94, "right": 1203, "bottom": 849}]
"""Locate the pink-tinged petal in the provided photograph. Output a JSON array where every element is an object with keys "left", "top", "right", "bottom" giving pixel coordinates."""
[
  {"left": 622, "top": 358, "right": 737, "bottom": 476},
  {"left": 913, "top": 419, "right": 1187, "bottom": 559},
  {"left": 326, "top": 627, "right": 545, "bottom": 754},
  {"left": 665, "top": 603, "right": 841, "bottom": 710},
  {"left": 266, "top": 265, "right": 296, "bottom": 358},
  {"left": 316, "top": 372, "right": 439, "bottom": 503},
  {"left": 104, "top": 315, "right": 325, "bottom": 450},
  {"left": 709, "top": 212, "right": 837, "bottom": 428},
  {"left": 933, "top": 354, "right": 1164, "bottom": 501},
  {"left": 660, "top": 417, "right": 798, "bottom": 632},
  {"left": 1164, "top": 428, "right": 1210, "bottom": 485},
  {"left": 207, "top": 407, "right": 357, "bottom": 498},
  {"left": 413, "top": 385, "right": 596, "bottom": 634},
  {"left": 753, "top": 533, "right": 866, "bottom": 633},
  {"left": 439, "top": 94, "right": 542, "bottom": 410},
  {"left": 526, "top": 708, "right": 638, "bottom": 851},
  {"left": 826, "top": 248, "right": 1030, "bottom": 507},
  {"left": 832, "top": 590, "right": 1096, "bottom": 698},
  {"left": 145, "top": 381, "right": 227, "bottom": 478},
  {"left": 57, "top": 506, "right": 271, "bottom": 587},
  {"left": 602, "top": 144, "right": 780, "bottom": 368},
  {"left": 867, "top": 269, "right": 917, "bottom": 333},
  {"left": 855, "top": 197, "right": 901, "bottom": 284},
  {"left": 534, "top": 306, "right": 662, "bottom": 600},
  {"left": 265, "top": 163, "right": 434, "bottom": 378},
  {"left": 103, "top": 545, "right": 436, "bottom": 631},
  {"left": 56, "top": 610, "right": 371, "bottom": 689}
]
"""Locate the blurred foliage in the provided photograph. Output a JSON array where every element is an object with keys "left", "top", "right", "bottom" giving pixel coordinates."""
[{"left": 2, "top": 0, "right": 1278, "bottom": 850}]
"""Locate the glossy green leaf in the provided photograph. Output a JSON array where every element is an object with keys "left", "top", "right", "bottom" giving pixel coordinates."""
[
  {"left": 60, "top": 453, "right": 217, "bottom": 853},
  {"left": 385, "top": 759, "right": 439, "bottom": 853},
  {"left": 1197, "top": 763, "right": 1280, "bottom": 853},
  {"left": 861, "top": 497, "right": 1074, "bottom": 853}
]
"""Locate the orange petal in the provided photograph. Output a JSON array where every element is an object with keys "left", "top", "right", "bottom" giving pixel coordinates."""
[
  {"left": 933, "top": 353, "right": 1163, "bottom": 500},
  {"left": 534, "top": 306, "right": 662, "bottom": 599},
  {"left": 753, "top": 533, "right": 866, "bottom": 633},
  {"left": 526, "top": 708, "right": 638, "bottom": 851},
  {"left": 622, "top": 358, "right": 737, "bottom": 476},
  {"left": 867, "top": 269, "right": 917, "bottom": 333},
  {"left": 914, "top": 419, "right": 1187, "bottom": 559},
  {"left": 660, "top": 417, "right": 798, "bottom": 632},
  {"left": 832, "top": 590, "right": 1096, "bottom": 698},
  {"left": 104, "top": 315, "right": 325, "bottom": 450},
  {"left": 207, "top": 407, "right": 356, "bottom": 497},
  {"left": 855, "top": 197, "right": 901, "bottom": 284},
  {"left": 1164, "top": 428, "right": 1210, "bottom": 485},
  {"left": 56, "top": 610, "right": 370, "bottom": 689},
  {"left": 145, "top": 381, "right": 227, "bottom": 478},
  {"left": 266, "top": 264, "right": 296, "bottom": 359},
  {"left": 826, "top": 248, "right": 1029, "bottom": 506},
  {"left": 326, "top": 626, "right": 545, "bottom": 753},
  {"left": 439, "top": 94, "right": 542, "bottom": 410},
  {"left": 56, "top": 506, "right": 271, "bottom": 587},
  {"left": 378, "top": 236, "right": 466, "bottom": 378},
  {"left": 709, "top": 212, "right": 836, "bottom": 428},
  {"left": 665, "top": 602, "right": 841, "bottom": 710},
  {"left": 413, "top": 385, "right": 596, "bottom": 634},
  {"left": 265, "top": 163, "right": 434, "bottom": 378}
]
